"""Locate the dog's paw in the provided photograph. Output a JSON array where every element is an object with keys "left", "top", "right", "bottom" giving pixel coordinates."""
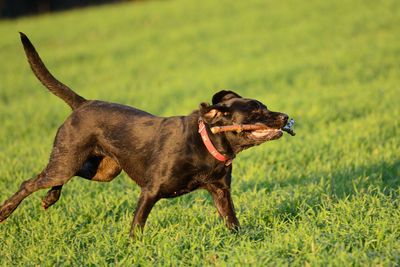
[
  {"left": 41, "top": 189, "right": 61, "bottom": 210},
  {"left": 41, "top": 199, "right": 56, "bottom": 210},
  {"left": 41, "top": 200, "right": 49, "bottom": 210}
]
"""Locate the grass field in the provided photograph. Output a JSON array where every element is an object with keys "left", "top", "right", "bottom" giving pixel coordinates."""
[{"left": 0, "top": 0, "right": 399, "bottom": 265}]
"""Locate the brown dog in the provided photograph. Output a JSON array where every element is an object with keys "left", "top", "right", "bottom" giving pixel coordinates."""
[{"left": 0, "top": 33, "right": 294, "bottom": 237}]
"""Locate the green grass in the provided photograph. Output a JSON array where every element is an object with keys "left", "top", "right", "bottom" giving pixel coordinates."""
[{"left": 0, "top": 0, "right": 399, "bottom": 265}]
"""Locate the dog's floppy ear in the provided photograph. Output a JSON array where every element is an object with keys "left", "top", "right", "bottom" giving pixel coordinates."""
[
  {"left": 199, "top": 102, "right": 229, "bottom": 124},
  {"left": 212, "top": 90, "right": 242, "bottom": 105}
]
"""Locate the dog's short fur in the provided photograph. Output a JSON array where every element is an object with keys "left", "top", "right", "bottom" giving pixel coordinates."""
[{"left": 0, "top": 33, "right": 290, "bottom": 237}]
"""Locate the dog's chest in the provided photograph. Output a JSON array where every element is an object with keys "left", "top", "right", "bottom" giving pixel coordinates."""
[
  {"left": 161, "top": 164, "right": 228, "bottom": 198},
  {"left": 193, "top": 167, "right": 226, "bottom": 183},
  {"left": 180, "top": 161, "right": 227, "bottom": 183}
]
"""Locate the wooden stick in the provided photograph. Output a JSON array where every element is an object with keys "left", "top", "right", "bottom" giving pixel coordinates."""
[
  {"left": 210, "top": 123, "right": 296, "bottom": 136},
  {"left": 210, "top": 124, "right": 274, "bottom": 134}
]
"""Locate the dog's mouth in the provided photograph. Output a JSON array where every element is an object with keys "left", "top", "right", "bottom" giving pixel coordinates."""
[
  {"left": 246, "top": 128, "right": 283, "bottom": 141},
  {"left": 245, "top": 119, "right": 295, "bottom": 141},
  {"left": 209, "top": 119, "right": 295, "bottom": 142}
]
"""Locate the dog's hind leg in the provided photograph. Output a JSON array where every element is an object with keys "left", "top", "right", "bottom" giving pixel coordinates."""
[
  {"left": 0, "top": 171, "right": 71, "bottom": 222},
  {"left": 40, "top": 156, "right": 98, "bottom": 210},
  {"left": 41, "top": 185, "right": 63, "bottom": 210},
  {"left": 41, "top": 156, "right": 121, "bottom": 210},
  {"left": 0, "top": 142, "right": 90, "bottom": 222}
]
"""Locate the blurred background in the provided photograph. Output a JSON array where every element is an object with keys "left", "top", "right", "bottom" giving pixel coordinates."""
[{"left": 0, "top": 0, "right": 131, "bottom": 18}]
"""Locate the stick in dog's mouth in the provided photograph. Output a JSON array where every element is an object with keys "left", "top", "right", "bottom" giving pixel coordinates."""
[{"left": 210, "top": 118, "right": 296, "bottom": 136}]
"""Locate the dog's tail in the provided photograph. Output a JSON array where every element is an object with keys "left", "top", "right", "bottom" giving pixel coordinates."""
[{"left": 19, "top": 32, "right": 86, "bottom": 110}]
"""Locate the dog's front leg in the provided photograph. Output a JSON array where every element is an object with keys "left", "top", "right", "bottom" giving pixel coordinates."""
[
  {"left": 129, "top": 189, "right": 159, "bottom": 238},
  {"left": 206, "top": 183, "right": 240, "bottom": 231}
]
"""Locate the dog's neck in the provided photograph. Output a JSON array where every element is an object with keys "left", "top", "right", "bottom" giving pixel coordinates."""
[
  {"left": 189, "top": 112, "right": 236, "bottom": 162},
  {"left": 198, "top": 120, "right": 233, "bottom": 165}
]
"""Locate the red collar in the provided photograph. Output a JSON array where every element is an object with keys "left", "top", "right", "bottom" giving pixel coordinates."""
[{"left": 198, "top": 120, "right": 232, "bottom": 166}]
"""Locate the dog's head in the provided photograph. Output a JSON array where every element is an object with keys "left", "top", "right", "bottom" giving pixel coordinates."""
[{"left": 200, "top": 90, "right": 289, "bottom": 152}]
